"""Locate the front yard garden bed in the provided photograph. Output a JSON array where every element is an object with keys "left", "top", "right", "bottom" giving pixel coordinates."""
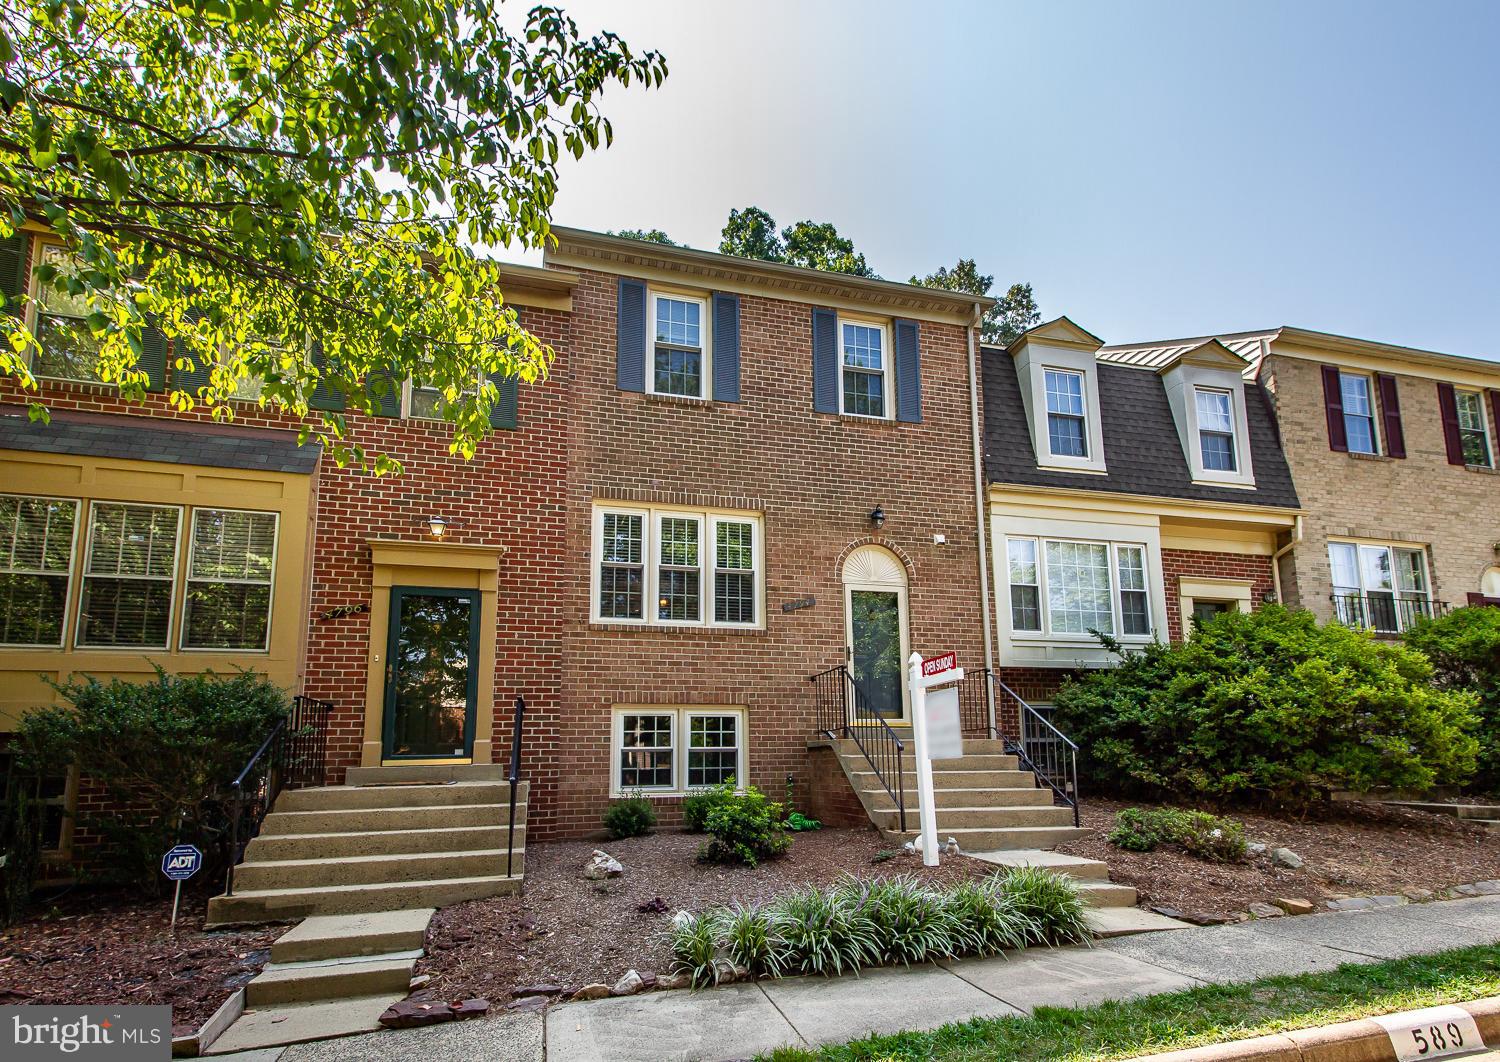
[
  {"left": 1062, "top": 798, "right": 1500, "bottom": 919},
  {"left": 0, "top": 887, "right": 280, "bottom": 1032},
  {"left": 420, "top": 827, "right": 987, "bottom": 1000}
]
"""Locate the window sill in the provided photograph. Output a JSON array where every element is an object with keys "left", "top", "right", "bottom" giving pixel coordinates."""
[
  {"left": 643, "top": 392, "right": 715, "bottom": 409},
  {"left": 589, "top": 620, "right": 767, "bottom": 636},
  {"left": 832, "top": 413, "right": 899, "bottom": 428},
  {"left": 1465, "top": 463, "right": 1500, "bottom": 476},
  {"left": 1347, "top": 451, "right": 1393, "bottom": 462}
]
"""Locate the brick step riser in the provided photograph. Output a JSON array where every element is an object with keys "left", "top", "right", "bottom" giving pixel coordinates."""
[
  {"left": 247, "top": 824, "right": 524, "bottom": 860},
  {"left": 234, "top": 850, "right": 524, "bottom": 892},
  {"left": 259, "top": 805, "right": 509, "bottom": 835},
  {"left": 868, "top": 806, "right": 1077, "bottom": 830},
  {"left": 206, "top": 875, "right": 522, "bottom": 925},
  {"left": 277, "top": 783, "right": 525, "bottom": 812},
  {"left": 247, "top": 961, "right": 414, "bottom": 1007},
  {"left": 865, "top": 788, "right": 1055, "bottom": 811},
  {"left": 880, "top": 826, "right": 1090, "bottom": 851}
]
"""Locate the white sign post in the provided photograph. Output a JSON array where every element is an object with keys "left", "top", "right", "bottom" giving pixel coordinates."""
[{"left": 908, "top": 651, "right": 964, "bottom": 867}]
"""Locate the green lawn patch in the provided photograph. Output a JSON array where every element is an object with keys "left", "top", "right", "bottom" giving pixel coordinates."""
[{"left": 762, "top": 944, "right": 1500, "bottom": 1062}]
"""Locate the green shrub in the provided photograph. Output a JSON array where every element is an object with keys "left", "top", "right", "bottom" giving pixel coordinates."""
[
  {"left": 17, "top": 668, "right": 288, "bottom": 891},
  {"left": 1052, "top": 606, "right": 1479, "bottom": 809},
  {"left": 1407, "top": 606, "right": 1500, "bottom": 788},
  {"left": 603, "top": 795, "right": 656, "bottom": 840},
  {"left": 996, "top": 866, "right": 1092, "bottom": 946},
  {"left": 1107, "top": 807, "right": 1247, "bottom": 862},
  {"left": 699, "top": 784, "right": 791, "bottom": 866},
  {"left": 682, "top": 787, "right": 729, "bottom": 833}
]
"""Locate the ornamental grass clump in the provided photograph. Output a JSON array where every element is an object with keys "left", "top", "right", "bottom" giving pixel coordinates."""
[
  {"left": 942, "top": 878, "right": 1032, "bottom": 955},
  {"left": 772, "top": 885, "right": 879, "bottom": 977},
  {"left": 998, "top": 865, "right": 1092, "bottom": 946},
  {"left": 840, "top": 874, "right": 957, "bottom": 966},
  {"left": 721, "top": 903, "right": 789, "bottom": 978},
  {"left": 667, "top": 910, "right": 728, "bottom": 988}
]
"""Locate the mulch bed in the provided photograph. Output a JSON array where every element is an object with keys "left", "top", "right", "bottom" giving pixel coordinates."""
[
  {"left": 0, "top": 886, "right": 282, "bottom": 1033},
  {"left": 1059, "top": 798, "right": 1500, "bottom": 920},
  {"left": 419, "top": 826, "right": 988, "bottom": 1000}
]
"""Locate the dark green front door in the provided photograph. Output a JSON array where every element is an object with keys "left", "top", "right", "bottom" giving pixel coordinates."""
[
  {"left": 383, "top": 587, "right": 480, "bottom": 760},
  {"left": 850, "top": 589, "right": 903, "bottom": 717},
  {"left": 1191, "top": 599, "right": 1232, "bottom": 628}
]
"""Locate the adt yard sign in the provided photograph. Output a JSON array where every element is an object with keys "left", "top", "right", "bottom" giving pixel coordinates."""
[{"left": 162, "top": 844, "right": 202, "bottom": 881}]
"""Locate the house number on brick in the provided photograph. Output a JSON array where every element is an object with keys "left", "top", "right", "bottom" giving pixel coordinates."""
[
  {"left": 781, "top": 596, "right": 816, "bottom": 613},
  {"left": 318, "top": 603, "right": 370, "bottom": 622}
]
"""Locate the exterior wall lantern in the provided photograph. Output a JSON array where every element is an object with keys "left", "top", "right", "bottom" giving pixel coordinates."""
[{"left": 869, "top": 506, "right": 886, "bottom": 530}]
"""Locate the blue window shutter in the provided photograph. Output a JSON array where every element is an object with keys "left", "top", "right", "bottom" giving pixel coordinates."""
[
  {"left": 139, "top": 317, "right": 168, "bottom": 392},
  {"left": 489, "top": 372, "right": 518, "bottom": 430},
  {"left": 812, "top": 307, "right": 838, "bottom": 413},
  {"left": 308, "top": 340, "right": 345, "bottom": 412},
  {"left": 0, "top": 232, "right": 28, "bottom": 317},
  {"left": 893, "top": 318, "right": 922, "bottom": 423},
  {"left": 617, "top": 278, "right": 647, "bottom": 392},
  {"left": 712, "top": 292, "right": 740, "bottom": 402},
  {"left": 367, "top": 369, "right": 402, "bottom": 416},
  {"left": 170, "top": 309, "right": 212, "bottom": 394}
]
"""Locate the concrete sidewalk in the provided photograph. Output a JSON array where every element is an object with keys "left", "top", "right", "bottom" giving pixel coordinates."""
[{"left": 220, "top": 893, "right": 1500, "bottom": 1062}]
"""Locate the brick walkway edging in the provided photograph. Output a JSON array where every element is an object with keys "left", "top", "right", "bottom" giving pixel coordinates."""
[{"left": 1138, "top": 995, "right": 1500, "bottom": 1062}]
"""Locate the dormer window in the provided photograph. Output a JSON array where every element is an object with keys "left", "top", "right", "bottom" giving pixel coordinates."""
[
  {"left": 1194, "top": 388, "right": 1237, "bottom": 472},
  {"left": 840, "top": 320, "right": 888, "bottom": 419},
  {"left": 1044, "top": 369, "right": 1088, "bottom": 458},
  {"left": 650, "top": 294, "right": 706, "bottom": 399}
]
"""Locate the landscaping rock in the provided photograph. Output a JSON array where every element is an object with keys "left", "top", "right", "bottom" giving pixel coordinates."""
[
  {"left": 584, "top": 850, "right": 624, "bottom": 880},
  {"left": 571, "top": 983, "right": 611, "bottom": 1001},
  {"left": 379, "top": 1000, "right": 455, "bottom": 1029},
  {"left": 453, "top": 999, "right": 489, "bottom": 1019},
  {"left": 409, "top": 973, "right": 432, "bottom": 990},
  {"left": 506, "top": 995, "right": 548, "bottom": 1013},
  {"left": 1274, "top": 898, "right": 1316, "bottom": 915},
  {"left": 610, "top": 969, "right": 644, "bottom": 996},
  {"left": 1247, "top": 902, "right": 1284, "bottom": 918},
  {"left": 1150, "top": 905, "right": 1185, "bottom": 920},
  {"left": 1272, "top": 847, "right": 1303, "bottom": 869},
  {"left": 511, "top": 983, "right": 564, "bottom": 999},
  {"left": 638, "top": 971, "right": 659, "bottom": 992},
  {"left": 1402, "top": 887, "right": 1435, "bottom": 902},
  {"left": 728, "top": 963, "right": 751, "bottom": 983},
  {"left": 1472, "top": 880, "right": 1500, "bottom": 895},
  {"left": 1247, "top": 843, "right": 1268, "bottom": 856},
  {"left": 656, "top": 972, "right": 690, "bottom": 990},
  {"left": 1325, "top": 894, "right": 1404, "bottom": 911},
  {"left": 1180, "top": 911, "right": 1234, "bottom": 926}
]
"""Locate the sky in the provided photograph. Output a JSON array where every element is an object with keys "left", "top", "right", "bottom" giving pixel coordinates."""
[{"left": 525, "top": 0, "right": 1500, "bottom": 357}]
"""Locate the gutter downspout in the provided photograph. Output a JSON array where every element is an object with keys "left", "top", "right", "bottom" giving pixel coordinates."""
[
  {"left": 965, "top": 302, "right": 998, "bottom": 740},
  {"left": 1271, "top": 514, "right": 1303, "bottom": 604}
]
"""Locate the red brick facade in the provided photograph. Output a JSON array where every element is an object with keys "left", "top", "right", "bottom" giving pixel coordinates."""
[{"left": 1159, "top": 547, "right": 1276, "bottom": 645}]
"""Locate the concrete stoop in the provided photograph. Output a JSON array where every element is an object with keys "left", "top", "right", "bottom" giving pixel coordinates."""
[
  {"left": 206, "top": 909, "right": 435, "bottom": 1055},
  {"left": 971, "top": 849, "right": 1193, "bottom": 938},
  {"left": 1384, "top": 799, "right": 1500, "bottom": 830},
  {"left": 207, "top": 767, "right": 526, "bottom": 926},
  {"left": 819, "top": 737, "right": 1091, "bottom": 852}
]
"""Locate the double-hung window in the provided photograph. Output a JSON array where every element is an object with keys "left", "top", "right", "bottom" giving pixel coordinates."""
[
  {"left": 613, "top": 706, "right": 746, "bottom": 794},
  {"left": 0, "top": 494, "right": 78, "bottom": 647},
  {"left": 840, "top": 321, "right": 887, "bottom": 418},
  {"left": 1339, "top": 373, "right": 1379, "bottom": 454},
  {"left": 76, "top": 502, "right": 182, "bottom": 649},
  {"left": 1329, "top": 541, "right": 1431, "bottom": 633},
  {"left": 651, "top": 294, "right": 706, "bottom": 398},
  {"left": 30, "top": 242, "right": 104, "bottom": 383},
  {"left": 1195, "top": 388, "right": 1237, "bottom": 472},
  {"left": 1456, "top": 389, "right": 1492, "bottom": 467},
  {"left": 594, "top": 506, "right": 761, "bottom": 628},
  {"left": 1004, "top": 535, "right": 1154, "bottom": 640},
  {"left": 1044, "top": 369, "right": 1088, "bottom": 458},
  {"left": 183, "top": 509, "right": 278, "bottom": 650}
]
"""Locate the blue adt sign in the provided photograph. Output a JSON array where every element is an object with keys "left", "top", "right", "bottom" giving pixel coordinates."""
[{"left": 161, "top": 844, "right": 202, "bottom": 881}]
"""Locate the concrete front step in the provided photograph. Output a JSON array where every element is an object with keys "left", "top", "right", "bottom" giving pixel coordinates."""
[
  {"left": 259, "top": 802, "right": 509, "bottom": 835},
  {"left": 1385, "top": 800, "right": 1500, "bottom": 820},
  {"left": 247, "top": 824, "right": 525, "bottom": 861},
  {"left": 233, "top": 847, "right": 524, "bottom": 891},
  {"left": 247, "top": 955, "right": 415, "bottom": 1006},
  {"left": 206, "top": 872, "right": 522, "bottom": 925},
  {"left": 869, "top": 805, "right": 1078, "bottom": 831},
  {"left": 852, "top": 768, "right": 1039, "bottom": 789},
  {"left": 277, "top": 780, "right": 526, "bottom": 812},
  {"left": 835, "top": 744, "right": 1020, "bottom": 771},
  {"left": 204, "top": 993, "right": 403, "bottom": 1055},
  {"left": 968, "top": 849, "right": 1112, "bottom": 881},
  {"left": 1085, "top": 907, "right": 1193, "bottom": 938},
  {"left": 883, "top": 825, "right": 1090, "bottom": 851},
  {"left": 1077, "top": 881, "right": 1139, "bottom": 908},
  {"left": 345, "top": 763, "right": 508, "bottom": 785},
  {"left": 271, "top": 909, "right": 434, "bottom": 963},
  {"left": 865, "top": 786, "right": 1055, "bottom": 811}
]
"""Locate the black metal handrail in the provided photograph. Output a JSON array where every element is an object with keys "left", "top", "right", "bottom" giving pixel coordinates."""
[
  {"left": 224, "top": 694, "right": 332, "bottom": 897},
  {"left": 506, "top": 696, "right": 525, "bottom": 878},
  {"left": 992, "top": 678, "right": 1079, "bottom": 827},
  {"left": 810, "top": 665, "right": 906, "bottom": 832},
  {"left": 1330, "top": 592, "right": 1448, "bottom": 634},
  {"left": 956, "top": 667, "right": 995, "bottom": 736}
]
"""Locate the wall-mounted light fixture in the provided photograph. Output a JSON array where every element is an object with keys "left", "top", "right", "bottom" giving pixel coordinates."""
[
  {"left": 869, "top": 506, "right": 886, "bottom": 530},
  {"left": 427, "top": 515, "right": 449, "bottom": 539}
]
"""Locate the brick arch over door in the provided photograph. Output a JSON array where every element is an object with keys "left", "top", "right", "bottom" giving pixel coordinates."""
[{"left": 832, "top": 537, "right": 916, "bottom": 586}]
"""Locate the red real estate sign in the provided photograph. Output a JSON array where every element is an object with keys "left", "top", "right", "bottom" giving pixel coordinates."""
[{"left": 921, "top": 652, "right": 957, "bottom": 679}]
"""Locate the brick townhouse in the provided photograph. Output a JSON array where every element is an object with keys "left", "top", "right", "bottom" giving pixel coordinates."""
[
  {"left": 983, "top": 317, "right": 1302, "bottom": 709},
  {"left": 1102, "top": 326, "right": 1500, "bottom": 635}
]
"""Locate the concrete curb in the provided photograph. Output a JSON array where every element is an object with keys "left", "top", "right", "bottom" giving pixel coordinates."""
[{"left": 1135, "top": 995, "right": 1500, "bottom": 1062}]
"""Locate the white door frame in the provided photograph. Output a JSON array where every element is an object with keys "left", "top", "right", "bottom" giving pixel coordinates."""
[{"left": 841, "top": 545, "right": 912, "bottom": 723}]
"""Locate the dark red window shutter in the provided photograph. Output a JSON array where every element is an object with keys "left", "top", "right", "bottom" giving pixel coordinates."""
[
  {"left": 1376, "top": 373, "right": 1404, "bottom": 458},
  {"left": 1321, "top": 365, "right": 1347, "bottom": 452},
  {"left": 1437, "top": 382, "right": 1464, "bottom": 465},
  {"left": 1489, "top": 390, "right": 1500, "bottom": 453}
]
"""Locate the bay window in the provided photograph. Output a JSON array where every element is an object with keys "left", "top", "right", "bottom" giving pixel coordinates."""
[
  {"left": 593, "top": 505, "right": 761, "bottom": 628},
  {"left": 1003, "top": 535, "right": 1156, "bottom": 641}
]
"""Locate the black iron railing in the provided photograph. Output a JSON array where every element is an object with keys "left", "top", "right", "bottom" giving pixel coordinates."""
[
  {"left": 956, "top": 667, "right": 995, "bottom": 737},
  {"left": 224, "top": 694, "right": 332, "bottom": 897},
  {"left": 506, "top": 696, "right": 525, "bottom": 878},
  {"left": 992, "top": 678, "right": 1079, "bottom": 827},
  {"left": 1331, "top": 592, "right": 1448, "bottom": 634},
  {"left": 810, "top": 665, "right": 907, "bottom": 832}
]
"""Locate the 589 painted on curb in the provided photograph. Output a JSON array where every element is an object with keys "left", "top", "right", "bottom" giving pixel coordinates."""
[{"left": 1373, "top": 1005, "right": 1484, "bottom": 1062}]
